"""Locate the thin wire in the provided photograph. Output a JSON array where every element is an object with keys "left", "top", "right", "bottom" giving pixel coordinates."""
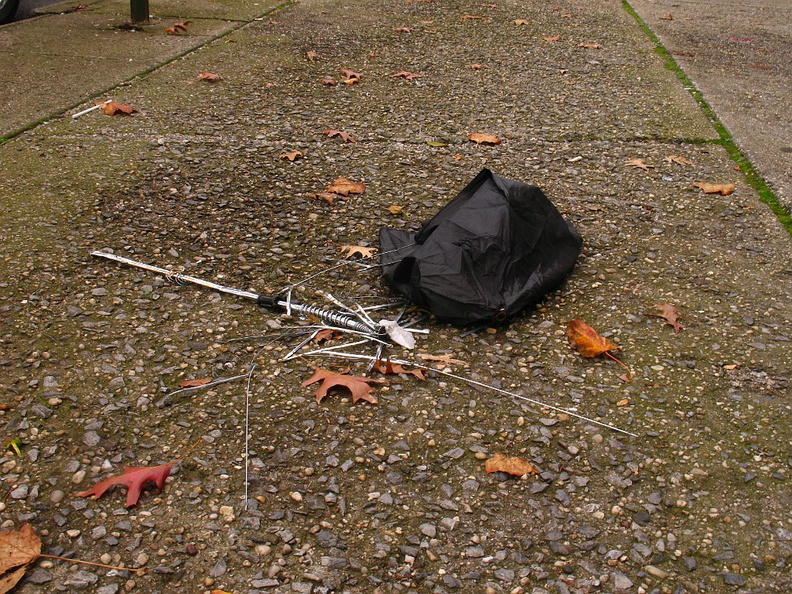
[
  {"left": 166, "top": 374, "right": 248, "bottom": 397},
  {"left": 244, "top": 364, "right": 256, "bottom": 509},
  {"left": 300, "top": 351, "right": 637, "bottom": 437}
]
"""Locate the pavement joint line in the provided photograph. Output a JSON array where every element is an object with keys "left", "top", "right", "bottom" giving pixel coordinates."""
[
  {"left": 0, "top": 0, "right": 294, "bottom": 144},
  {"left": 623, "top": 0, "right": 792, "bottom": 235}
]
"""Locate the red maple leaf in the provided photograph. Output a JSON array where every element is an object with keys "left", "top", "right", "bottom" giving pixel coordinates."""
[{"left": 76, "top": 464, "right": 173, "bottom": 507}]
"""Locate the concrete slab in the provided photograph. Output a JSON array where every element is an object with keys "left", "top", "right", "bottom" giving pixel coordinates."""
[{"left": 628, "top": 0, "right": 792, "bottom": 209}]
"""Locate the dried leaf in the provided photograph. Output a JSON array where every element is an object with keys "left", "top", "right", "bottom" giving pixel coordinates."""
[
  {"left": 578, "top": 42, "right": 602, "bottom": 49},
  {"left": 616, "top": 398, "right": 631, "bottom": 407},
  {"left": 625, "top": 158, "right": 653, "bottom": 171},
  {"left": 468, "top": 132, "right": 501, "bottom": 145},
  {"left": 514, "top": 18, "right": 530, "bottom": 26},
  {"left": 373, "top": 360, "right": 425, "bottom": 381},
  {"left": 665, "top": 154, "right": 693, "bottom": 166},
  {"left": 394, "top": 26, "right": 413, "bottom": 33},
  {"left": 315, "top": 192, "right": 339, "bottom": 205},
  {"left": 340, "top": 245, "right": 376, "bottom": 258},
  {"left": 387, "top": 205, "right": 404, "bottom": 215},
  {"left": 76, "top": 463, "right": 173, "bottom": 507},
  {"left": 341, "top": 69, "right": 362, "bottom": 80},
  {"left": 484, "top": 452, "right": 539, "bottom": 476},
  {"left": 165, "top": 21, "right": 192, "bottom": 35},
  {"left": 323, "top": 129, "right": 357, "bottom": 142},
  {"left": 312, "top": 329, "right": 343, "bottom": 344},
  {"left": 567, "top": 319, "right": 619, "bottom": 358},
  {"left": 326, "top": 177, "right": 366, "bottom": 196},
  {"left": 646, "top": 303, "right": 684, "bottom": 333},
  {"left": 391, "top": 71, "right": 423, "bottom": 80},
  {"left": 543, "top": 35, "right": 561, "bottom": 42},
  {"left": 192, "top": 71, "right": 222, "bottom": 83},
  {"left": 0, "top": 523, "right": 41, "bottom": 593},
  {"left": 320, "top": 77, "right": 337, "bottom": 86},
  {"left": 305, "top": 50, "right": 320, "bottom": 61},
  {"left": 279, "top": 150, "right": 303, "bottom": 161},
  {"left": 100, "top": 102, "right": 136, "bottom": 116},
  {"left": 660, "top": 13, "right": 674, "bottom": 20},
  {"left": 301, "top": 367, "right": 384, "bottom": 404},
  {"left": 177, "top": 377, "right": 213, "bottom": 388},
  {"left": 469, "top": 63, "right": 483, "bottom": 70},
  {"left": 693, "top": 182, "right": 735, "bottom": 195},
  {"left": 461, "top": 14, "right": 482, "bottom": 19}
]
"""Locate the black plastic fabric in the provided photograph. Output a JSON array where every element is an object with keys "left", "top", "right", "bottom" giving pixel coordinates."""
[{"left": 379, "top": 169, "right": 582, "bottom": 325}]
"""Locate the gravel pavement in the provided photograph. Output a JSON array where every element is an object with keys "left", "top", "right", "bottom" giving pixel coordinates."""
[{"left": 1, "top": 1, "right": 791, "bottom": 593}]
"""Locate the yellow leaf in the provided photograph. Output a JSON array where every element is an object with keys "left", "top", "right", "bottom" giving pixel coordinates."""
[
  {"left": 388, "top": 205, "right": 404, "bottom": 215},
  {"left": 514, "top": 18, "right": 530, "bottom": 26}
]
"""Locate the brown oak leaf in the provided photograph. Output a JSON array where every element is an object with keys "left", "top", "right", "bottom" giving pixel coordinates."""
[
  {"left": 341, "top": 245, "right": 376, "bottom": 258},
  {"left": 323, "top": 129, "right": 357, "bottom": 142},
  {"left": 468, "top": 132, "right": 501, "bottom": 145},
  {"left": 394, "top": 26, "right": 413, "bottom": 33},
  {"left": 0, "top": 523, "right": 42, "bottom": 593},
  {"left": 665, "top": 154, "right": 693, "bottom": 166},
  {"left": 373, "top": 359, "right": 425, "bottom": 381},
  {"left": 165, "top": 21, "right": 192, "bottom": 35},
  {"left": 625, "top": 158, "right": 653, "bottom": 170},
  {"left": 646, "top": 303, "right": 684, "bottom": 333},
  {"left": 326, "top": 177, "right": 366, "bottom": 197},
  {"left": 320, "top": 77, "right": 337, "bottom": 86},
  {"left": 391, "top": 71, "right": 423, "bottom": 80},
  {"left": 100, "top": 102, "right": 136, "bottom": 116},
  {"left": 484, "top": 452, "right": 540, "bottom": 476},
  {"left": 693, "top": 182, "right": 735, "bottom": 195},
  {"left": 76, "top": 463, "right": 173, "bottom": 507},
  {"left": 578, "top": 42, "right": 602, "bottom": 48},
  {"left": 279, "top": 150, "right": 303, "bottom": 161},
  {"left": 191, "top": 71, "right": 222, "bottom": 83},
  {"left": 312, "top": 329, "right": 343, "bottom": 344},
  {"left": 514, "top": 18, "right": 530, "bottom": 26},
  {"left": 306, "top": 50, "right": 320, "bottom": 61},
  {"left": 301, "top": 367, "right": 384, "bottom": 404},
  {"left": 543, "top": 35, "right": 561, "bottom": 42}
]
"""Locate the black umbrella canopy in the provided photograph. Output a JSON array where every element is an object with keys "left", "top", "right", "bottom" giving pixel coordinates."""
[{"left": 380, "top": 169, "right": 582, "bottom": 325}]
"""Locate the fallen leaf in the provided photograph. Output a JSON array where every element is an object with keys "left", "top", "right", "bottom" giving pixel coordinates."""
[
  {"left": 0, "top": 523, "right": 41, "bottom": 593},
  {"left": 567, "top": 319, "right": 619, "bottom": 358},
  {"left": 514, "top": 18, "right": 530, "bottom": 26},
  {"left": 461, "top": 14, "right": 482, "bottom": 19},
  {"left": 165, "top": 21, "right": 192, "bottom": 35},
  {"left": 469, "top": 63, "right": 483, "bottom": 70},
  {"left": 468, "top": 132, "right": 501, "bottom": 145},
  {"left": 342, "top": 77, "right": 360, "bottom": 85},
  {"left": 315, "top": 192, "right": 339, "bottom": 205},
  {"left": 340, "top": 68, "right": 362, "bottom": 81},
  {"left": 306, "top": 50, "right": 320, "bottom": 61},
  {"left": 418, "top": 353, "right": 469, "bottom": 368},
  {"left": 191, "top": 71, "right": 222, "bottom": 83},
  {"left": 323, "top": 129, "right": 357, "bottom": 142},
  {"left": 693, "top": 182, "right": 735, "bottom": 195},
  {"left": 616, "top": 398, "right": 631, "bottom": 407},
  {"left": 664, "top": 154, "right": 693, "bottom": 166},
  {"left": 279, "top": 150, "right": 303, "bottom": 161},
  {"left": 578, "top": 42, "right": 602, "bottom": 49},
  {"left": 320, "top": 77, "right": 337, "bottom": 86},
  {"left": 394, "top": 26, "right": 413, "bottom": 33},
  {"left": 484, "top": 452, "right": 539, "bottom": 476},
  {"left": 326, "top": 177, "right": 366, "bottom": 197},
  {"left": 625, "top": 157, "right": 653, "bottom": 171},
  {"left": 660, "top": 13, "right": 674, "bottom": 20},
  {"left": 6, "top": 438, "right": 22, "bottom": 456},
  {"left": 391, "top": 71, "right": 423, "bottom": 80},
  {"left": 0, "top": 404, "right": 13, "bottom": 411},
  {"left": 177, "top": 377, "right": 213, "bottom": 388},
  {"left": 388, "top": 205, "right": 404, "bottom": 215},
  {"left": 543, "top": 35, "right": 561, "bottom": 42},
  {"left": 76, "top": 463, "right": 173, "bottom": 507},
  {"left": 340, "top": 245, "right": 376, "bottom": 258},
  {"left": 373, "top": 359, "right": 425, "bottom": 381},
  {"left": 100, "top": 102, "right": 136, "bottom": 116},
  {"left": 312, "top": 329, "right": 343, "bottom": 344},
  {"left": 646, "top": 303, "right": 684, "bottom": 333},
  {"left": 723, "top": 364, "right": 739, "bottom": 370},
  {"left": 427, "top": 140, "right": 449, "bottom": 147},
  {"left": 301, "top": 367, "right": 384, "bottom": 404}
]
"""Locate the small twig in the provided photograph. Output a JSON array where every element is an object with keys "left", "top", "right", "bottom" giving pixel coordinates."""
[
  {"left": 173, "top": 437, "right": 204, "bottom": 463},
  {"left": 604, "top": 351, "right": 634, "bottom": 381},
  {"left": 39, "top": 554, "right": 143, "bottom": 573}
]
